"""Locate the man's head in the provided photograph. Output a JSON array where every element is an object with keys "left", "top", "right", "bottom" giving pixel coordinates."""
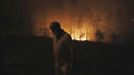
[{"left": 50, "top": 21, "right": 62, "bottom": 34}]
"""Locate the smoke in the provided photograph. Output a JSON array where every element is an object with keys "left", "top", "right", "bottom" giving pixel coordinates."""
[{"left": 7, "top": 0, "right": 132, "bottom": 44}]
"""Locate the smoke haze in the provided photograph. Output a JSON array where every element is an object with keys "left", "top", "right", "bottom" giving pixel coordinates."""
[{"left": 1, "top": 0, "right": 134, "bottom": 44}]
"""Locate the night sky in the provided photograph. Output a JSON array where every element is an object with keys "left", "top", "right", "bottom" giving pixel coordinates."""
[{"left": 1, "top": 0, "right": 134, "bottom": 44}]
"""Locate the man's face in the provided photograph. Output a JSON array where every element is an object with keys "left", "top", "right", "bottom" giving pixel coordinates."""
[
  {"left": 50, "top": 28, "right": 57, "bottom": 36},
  {"left": 48, "top": 28, "right": 55, "bottom": 38}
]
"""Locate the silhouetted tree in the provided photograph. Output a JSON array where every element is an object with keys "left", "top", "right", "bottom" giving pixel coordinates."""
[
  {"left": 95, "top": 30, "right": 104, "bottom": 42},
  {"left": 79, "top": 33, "right": 85, "bottom": 40},
  {"left": 110, "top": 33, "right": 120, "bottom": 43}
]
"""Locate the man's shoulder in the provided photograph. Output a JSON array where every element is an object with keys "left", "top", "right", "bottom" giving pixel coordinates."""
[{"left": 64, "top": 33, "right": 72, "bottom": 39}]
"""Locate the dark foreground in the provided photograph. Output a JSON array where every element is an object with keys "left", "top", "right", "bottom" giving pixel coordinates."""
[{"left": 0, "top": 36, "right": 134, "bottom": 75}]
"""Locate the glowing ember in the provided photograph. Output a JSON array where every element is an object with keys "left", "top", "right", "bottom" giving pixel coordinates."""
[
  {"left": 69, "top": 26, "right": 89, "bottom": 41},
  {"left": 72, "top": 35, "right": 87, "bottom": 41}
]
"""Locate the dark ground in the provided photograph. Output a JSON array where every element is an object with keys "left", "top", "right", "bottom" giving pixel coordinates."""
[{"left": 0, "top": 36, "right": 134, "bottom": 75}]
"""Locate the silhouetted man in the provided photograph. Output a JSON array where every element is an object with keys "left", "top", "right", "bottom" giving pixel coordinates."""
[{"left": 50, "top": 21, "right": 73, "bottom": 75}]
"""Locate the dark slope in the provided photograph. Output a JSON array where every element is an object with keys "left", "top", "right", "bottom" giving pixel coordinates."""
[{"left": 0, "top": 36, "right": 134, "bottom": 75}]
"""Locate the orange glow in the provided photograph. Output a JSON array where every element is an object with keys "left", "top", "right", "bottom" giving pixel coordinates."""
[
  {"left": 33, "top": 12, "right": 96, "bottom": 41},
  {"left": 71, "top": 33, "right": 86, "bottom": 41},
  {"left": 32, "top": 4, "right": 121, "bottom": 42},
  {"left": 69, "top": 24, "right": 90, "bottom": 41}
]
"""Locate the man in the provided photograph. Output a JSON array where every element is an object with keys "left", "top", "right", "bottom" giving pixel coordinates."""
[{"left": 49, "top": 21, "right": 73, "bottom": 75}]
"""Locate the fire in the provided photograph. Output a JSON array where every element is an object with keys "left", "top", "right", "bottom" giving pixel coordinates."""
[
  {"left": 32, "top": 3, "right": 105, "bottom": 42},
  {"left": 72, "top": 35, "right": 87, "bottom": 41},
  {"left": 33, "top": 14, "right": 95, "bottom": 41},
  {"left": 69, "top": 27, "right": 89, "bottom": 41},
  {"left": 29, "top": 0, "right": 127, "bottom": 43},
  {"left": 64, "top": 23, "right": 93, "bottom": 41}
]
